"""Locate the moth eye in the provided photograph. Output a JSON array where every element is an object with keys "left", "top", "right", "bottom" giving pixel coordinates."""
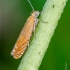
[
  {"left": 35, "top": 13, "right": 38, "bottom": 17},
  {"left": 35, "top": 12, "right": 39, "bottom": 17}
]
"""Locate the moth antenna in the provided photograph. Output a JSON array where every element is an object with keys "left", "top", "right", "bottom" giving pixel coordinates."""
[{"left": 27, "top": 0, "right": 34, "bottom": 11}]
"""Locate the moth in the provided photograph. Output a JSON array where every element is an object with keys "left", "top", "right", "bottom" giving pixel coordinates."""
[{"left": 11, "top": 0, "right": 40, "bottom": 59}]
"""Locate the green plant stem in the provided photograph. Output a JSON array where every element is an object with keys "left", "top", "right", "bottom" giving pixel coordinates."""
[{"left": 18, "top": 0, "right": 68, "bottom": 70}]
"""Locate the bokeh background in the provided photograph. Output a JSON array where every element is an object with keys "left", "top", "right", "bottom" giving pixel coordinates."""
[{"left": 0, "top": 0, "right": 70, "bottom": 70}]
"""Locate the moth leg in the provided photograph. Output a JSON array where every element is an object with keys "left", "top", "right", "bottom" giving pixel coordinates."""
[
  {"left": 27, "top": 41, "right": 30, "bottom": 47},
  {"left": 39, "top": 18, "right": 49, "bottom": 23},
  {"left": 33, "top": 18, "right": 38, "bottom": 32},
  {"left": 32, "top": 18, "right": 39, "bottom": 39}
]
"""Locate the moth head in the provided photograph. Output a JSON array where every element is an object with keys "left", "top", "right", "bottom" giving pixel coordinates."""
[{"left": 32, "top": 11, "right": 40, "bottom": 17}]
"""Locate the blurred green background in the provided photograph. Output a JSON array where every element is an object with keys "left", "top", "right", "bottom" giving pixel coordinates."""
[{"left": 0, "top": 0, "right": 70, "bottom": 70}]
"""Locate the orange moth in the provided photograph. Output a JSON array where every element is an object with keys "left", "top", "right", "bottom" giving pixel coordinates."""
[{"left": 11, "top": 0, "right": 40, "bottom": 59}]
